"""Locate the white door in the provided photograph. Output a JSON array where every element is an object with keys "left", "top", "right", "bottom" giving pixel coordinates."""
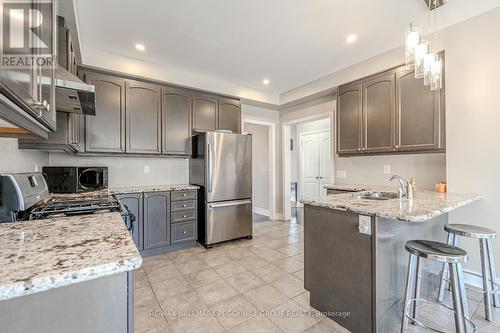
[{"left": 299, "top": 131, "right": 332, "bottom": 202}]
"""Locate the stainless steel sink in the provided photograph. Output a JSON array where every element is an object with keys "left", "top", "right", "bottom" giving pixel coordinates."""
[{"left": 353, "top": 192, "right": 400, "bottom": 201}]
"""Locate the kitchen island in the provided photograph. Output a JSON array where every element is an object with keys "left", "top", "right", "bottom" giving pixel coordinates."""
[
  {"left": 0, "top": 212, "right": 142, "bottom": 333},
  {"left": 301, "top": 185, "right": 481, "bottom": 333}
]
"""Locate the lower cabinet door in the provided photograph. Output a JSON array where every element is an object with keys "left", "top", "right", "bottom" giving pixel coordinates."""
[
  {"left": 171, "top": 221, "right": 196, "bottom": 244},
  {"left": 144, "top": 191, "right": 170, "bottom": 249},
  {"left": 116, "top": 193, "right": 143, "bottom": 250}
]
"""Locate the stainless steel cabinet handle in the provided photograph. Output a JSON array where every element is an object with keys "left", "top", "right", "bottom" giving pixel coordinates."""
[{"left": 209, "top": 200, "right": 252, "bottom": 208}]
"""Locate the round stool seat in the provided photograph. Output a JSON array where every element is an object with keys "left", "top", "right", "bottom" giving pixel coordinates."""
[
  {"left": 445, "top": 224, "right": 496, "bottom": 239},
  {"left": 405, "top": 240, "right": 467, "bottom": 263}
]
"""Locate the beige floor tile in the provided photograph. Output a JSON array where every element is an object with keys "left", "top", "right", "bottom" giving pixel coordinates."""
[
  {"left": 293, "top": 269, "right": 304, "bottom": 281},
  {"left": 185, "top": 268, "right": 221, "bottom": 289},
  {"left": 175, "top": 258, "right": 210, "bottom": 275},
  {"left": 135, "top": 269, "right": 152, "bottom": 289},
  {"left": 158, "top": 290, "right": 209, "bottom": 322},
  {"left": 267, "top": 300, "right": 322, "bottom": 333},
  {"left": 210, "top": 294, "right": 258, "bottom": 329},
  {"left": 304, "top": 318, "right": 350, "bottom": 333},
  {"left": 226, "top": 247, "right": 254, "bottom": 260},
  {"left": 168, "top": 314, "right": 224, "bottom": 333},
  {"left": 225, "top": 316, "right": 282, "bottom": 333},
  {"left": 272, "top": 274, "right": 306, "bottom": 298},
  {"left": 291, "top": 253, "right": 304, "bottom": 263},
  {"left": 213, "top": 261, "right": 248, "bottom": 278},
  {"left": 238, "top": 254, "right": 270, "bottom": 270},
  {"left": 251, "top": 263, "right": 289, "bottom": 283},
  {"left": 195, "top": 279, "right": 239, "bottom": 305},
  {"left": 142, "top": 254, "right": 173, "bottom": 273},
  {"left": 276, "top": 245, "right": 303, "bottom": 257},
  {"left": 225, "top": 271, "right": 266, "bottom": 293},
  {"left": 138, "top": 321, "right": 172, "bottom": 333},
  {"left": 150, "top": 276, "right": 193, "bottom": 301},
  {"left": 243, "top": 284, "right": 289, "bottom": 311},
  {"left": 135, "top": 285, "right": 158, "bottom": 308},
  {"left": 168, "top": 251, "right": 199, "bottom": 265},
  {"left": 135, "top": 301, "right": 166, "bottom": 332},
  {"left": 203, "top": 252, "right": 234, "bottom": 268},
  {"left": 145, "top": 263, "right": 183, "bottom": 284},
  {"left": 275, "top": 258, "right": 304, "bottom": 274}
]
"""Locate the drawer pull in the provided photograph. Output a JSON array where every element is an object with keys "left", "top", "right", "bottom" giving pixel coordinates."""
[
  {"left": 183, "top": 215, "right": 187, "bottom": 218},
  {"left": 183, "top": 204, "right": 187, "bottom": 207},
  {"left": 182, "top": 231, "right": 187, "bottom": 234}
]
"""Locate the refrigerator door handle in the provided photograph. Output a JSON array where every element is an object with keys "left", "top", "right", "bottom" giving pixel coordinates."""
[
  {"left": 208, "top": 200, "right": 252, "bottom": 208},
  {"left": 207, "top": 143, "right": 213, "bottom": 193}
]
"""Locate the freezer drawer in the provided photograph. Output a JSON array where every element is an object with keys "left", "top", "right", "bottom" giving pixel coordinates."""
[{"left": 205, "top": 199, "right": 252, "bottom": 245}]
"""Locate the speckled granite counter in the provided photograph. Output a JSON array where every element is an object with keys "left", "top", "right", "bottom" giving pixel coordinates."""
[
  {"left": 302, "top": 185, "right": 482, "bottom": 222},
  {"left": 108, "top": 184, "right": 199, "bottom": 195},
  {"left": 0, "top": 212, "right": 142, "bottom": 301}
]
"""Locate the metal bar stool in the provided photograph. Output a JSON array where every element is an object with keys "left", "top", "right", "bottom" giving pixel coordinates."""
[
  {"left": 401, "top": 240, "right": 475, "bottom": 333},
  {"left": 437, "top": 224, "right": 499, "bottom": 321}
]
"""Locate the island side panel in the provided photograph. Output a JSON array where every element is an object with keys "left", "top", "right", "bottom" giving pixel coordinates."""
[
  {"left": 375, "top": 214, "right": 448, "bottom": 333},
  {"left": 304, "top": 205, "right": 374, "bottom": 333},
  {"left": 0, "top": 272, "right": 128, "bottom": 333}
]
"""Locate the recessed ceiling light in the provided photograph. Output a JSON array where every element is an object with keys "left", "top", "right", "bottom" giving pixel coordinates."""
[
  {"left": 135, "top": 43, "right": 145, "bottom": 51},
  {"left": 346, "top": 34, "right": 358, "bottom": 44},
  {"left": 262, "top": 79, "right": 270, "bottom": 85}
]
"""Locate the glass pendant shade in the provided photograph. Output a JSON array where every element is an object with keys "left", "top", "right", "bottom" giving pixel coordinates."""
[
  {"left": 430, "top": 59, "right": 443, "bottom": 91},
  {"left": 423, "top": 51, "right": 436, "bottom": 86},
  {"left": 405, "top": 24, "right": 421, "bottom": 69},
  {"left": 414, "top": 40, "right": 429, "bottom": 79}
]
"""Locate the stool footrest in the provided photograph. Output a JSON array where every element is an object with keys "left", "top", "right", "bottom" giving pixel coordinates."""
[{"left": 404, "top": 298, "right": 476, "bottom": 333}]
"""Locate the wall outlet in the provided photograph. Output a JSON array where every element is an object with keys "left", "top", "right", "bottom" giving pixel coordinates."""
[
  {"left": 34, "top": 165, "right": 39, "bottom": 172},
  {"left": 383, "top": 165, "right": 391, "bottom": 175},
  {"left": 336, "top": 170, "right": 347, "bottom": 179},
  {"left": 143, "top": 166, "right": 150, "bottom": 174},
  {"left": 358, "top": 215, "right": 372, "bottom": 235}
]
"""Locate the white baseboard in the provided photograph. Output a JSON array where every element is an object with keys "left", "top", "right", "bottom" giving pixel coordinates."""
[
  {"left": 253, "top": 207, "right": 269, "bottom": 217},
  {"left": 273, "top": 213, "right": 284, "bottom": 220},
  {"left": 463, "top": 268, "right": 500, "bottom": 289}
]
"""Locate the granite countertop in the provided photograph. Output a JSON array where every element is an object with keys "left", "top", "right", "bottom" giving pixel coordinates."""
[
  {"left": 107, "top": 184, "right": 199, "bottom": 195},
  {"left": 302, "top": 184, "right": 482, "bottom": 222},
  {"left": 0, "top": 212, "right": 142, "bottom": 301}
]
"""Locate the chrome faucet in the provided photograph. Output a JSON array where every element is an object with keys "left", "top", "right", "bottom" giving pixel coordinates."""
[{"left": 390, "top": 175, "right": 413, "bottom": 199}]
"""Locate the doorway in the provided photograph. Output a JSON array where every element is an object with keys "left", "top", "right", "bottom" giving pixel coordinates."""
[
  {"left": 283, "top": 113, "right": 333, "bottom": 221},
  {"left": 242, "top": 118, "right": 276, "bottom": 222}
]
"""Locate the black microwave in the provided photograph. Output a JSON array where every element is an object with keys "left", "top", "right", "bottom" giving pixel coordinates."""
[{"left": 42, "top": 166, "right": 108, "bottom": 193}]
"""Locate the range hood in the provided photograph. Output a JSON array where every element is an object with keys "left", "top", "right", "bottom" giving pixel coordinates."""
[{"left": 55, "top": 65, "right": 96, "bottom": 115}]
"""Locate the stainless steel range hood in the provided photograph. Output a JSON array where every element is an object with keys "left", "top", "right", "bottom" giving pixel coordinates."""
[{"left": 55, "top": 65, "right": 96, "bottom": 115}]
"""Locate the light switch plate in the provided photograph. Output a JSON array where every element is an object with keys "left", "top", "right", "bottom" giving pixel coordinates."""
[
  {"left": 383, "top": 165, "right": 391, "bottom": 175},
  {"left": 358, "top": 215, "right": 371, "bottom": 235},
  {"left": 143, "top": 166, "right": 150, "bottom": 174},
  {"left": 336, "top": 170, "right": 347, "bottom": 179}
]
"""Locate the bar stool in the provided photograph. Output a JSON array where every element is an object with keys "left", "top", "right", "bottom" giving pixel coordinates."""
[
  {"left": 401, "top": 240, "right": 475, "bottom": 333},
  {"left": 437, "top": 224, "right": 499, "bottom": 322}
]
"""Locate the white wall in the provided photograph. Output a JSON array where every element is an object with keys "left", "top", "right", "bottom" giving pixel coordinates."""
[
  {"left": 243, "top": 123, "right": 270, "bottom": 213},
  {"left": 0, "top": 139, "right": 48, "bottom": 173},
  {"left": 48, "top": 153, "right": 189, "bottom": 187},
  {"left": 278, "top": 7, "right": 500, "bottom": 280}
]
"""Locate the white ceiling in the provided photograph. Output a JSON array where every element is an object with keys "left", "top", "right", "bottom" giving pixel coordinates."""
[{"left": 74, "top": 0, "right": 500, "bottom": 96}]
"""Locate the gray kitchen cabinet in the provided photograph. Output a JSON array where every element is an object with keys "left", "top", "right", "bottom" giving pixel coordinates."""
[
  {"left": 126, "top": 80, "right": 161, "bottom": 154},
  {"left": 193, "top": 94, "right": 218, "bottom": 131},
  {"left": 395, "top": 66, "right": 445, "bottom": 152},
  {"left": 116, "top": 193, "right": 143, "bottom": 251},
  {"left": 362, "top": 73, "right": 395, "bottom": 153},
  {"left": 218, "top": 98, "right": 241, "bottom": 133},
  {"left": 162, "top": 87, "right": 192, "bottom": 155},
  {"left": 143, "top": 191, "right": 170, "bottom": 249},
  {"left": 83, "top": 72, "right": 126, "bottom": 153},
  {"left": 337, "top": 83, "right": 362, "bottom": 154}
]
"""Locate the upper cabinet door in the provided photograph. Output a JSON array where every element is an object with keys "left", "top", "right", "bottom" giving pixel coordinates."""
[
  {"left": 337, "top": 83, "right": 362, "bottom": 154},
  {"left": 395, "top": 68, "right": 443, "bottom": 151},
  {"left": 362, "top": 73, "right": 395, "bottom": 153},
  {"left": 126, "top": 80, "right": 161, "bottom": 154},
  {"left": 162, "top": 87, "right": 192, "bottom": 155},
  {"left": 193, "top": 94, "right": 218, "bottom": 131},
  {"left": 84, "top": 72, "right": 126, "bottom": 153},
  {"left": 218, "top": 98, "right": 241, "bottom": 133}
]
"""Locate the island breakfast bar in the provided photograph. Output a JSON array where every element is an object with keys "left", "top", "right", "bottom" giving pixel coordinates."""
[{"left": 301, "top": 185, "right": 482, "bottom": 333}]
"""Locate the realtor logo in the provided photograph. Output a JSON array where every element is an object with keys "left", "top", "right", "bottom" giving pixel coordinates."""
[{"left": 1, "top": 0, "right": 55, "bottom": 68}]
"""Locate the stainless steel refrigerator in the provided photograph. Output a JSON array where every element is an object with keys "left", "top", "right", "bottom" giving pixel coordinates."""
[{"left": 190, "top": 131, "right": 252, "bottom": 247}]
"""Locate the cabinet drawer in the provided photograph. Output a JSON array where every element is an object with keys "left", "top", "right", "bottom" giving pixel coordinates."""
[
  {"left": 171, "top": 210, "right": 197, "bottom": 223},
  {"left": 171, "top": 200, "right": 197, "bottom": 212},
  {"left": 171, "top": 221, "right": 196, "bottom": 244},
  {"left": 171, "top": 190, "right": 197, "bottom": 201}
]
